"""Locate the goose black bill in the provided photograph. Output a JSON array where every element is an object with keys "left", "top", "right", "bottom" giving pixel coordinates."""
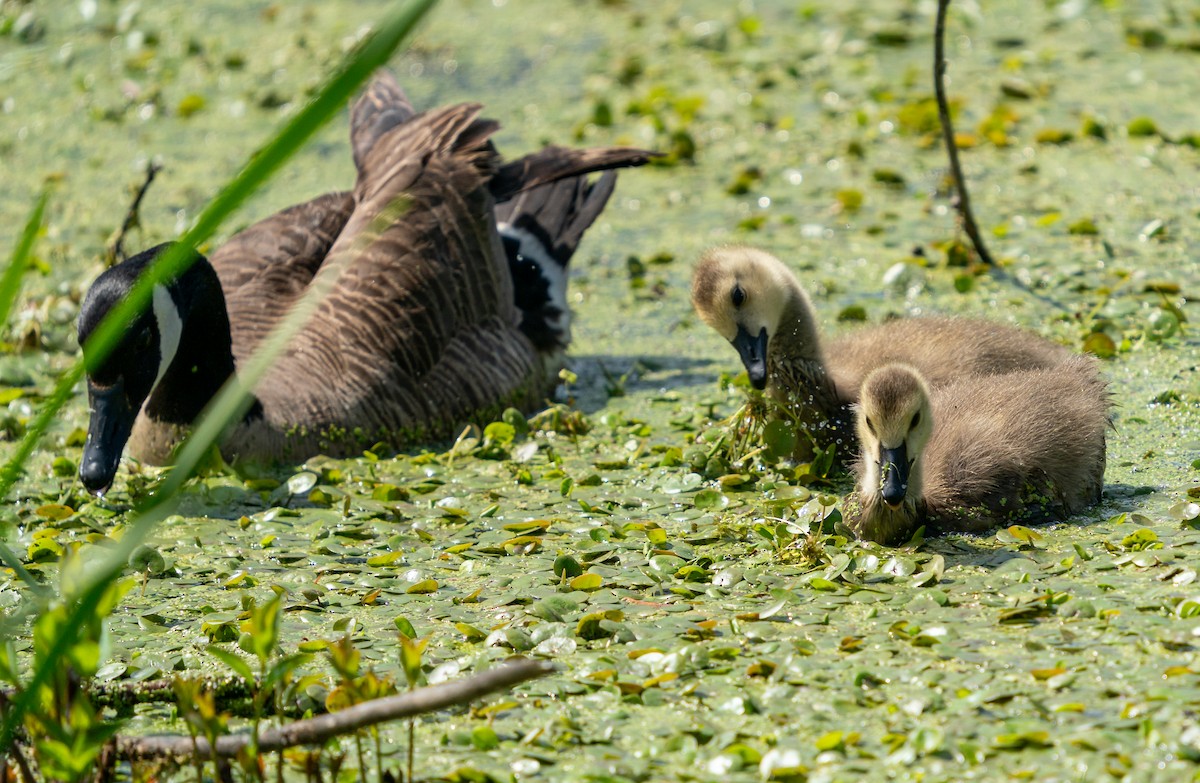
[{"left": 79, "top": 379, "right": 136, "bottom": 495}]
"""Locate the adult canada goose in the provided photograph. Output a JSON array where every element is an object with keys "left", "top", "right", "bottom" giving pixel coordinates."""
[
  {"left": 690, "top": 245, "right": 1074, "bottom": 458},
  {"left": 77, "top": 71, "right": 653, "bottom": 494},
  {"left": 844, "top": 356, "right": 1110, "bottom": 545}
]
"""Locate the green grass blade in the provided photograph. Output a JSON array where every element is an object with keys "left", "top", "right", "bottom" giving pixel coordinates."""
[
  {"left": 0, "top": 188, "right": 54, "bottom": 593},
  {"left": 0, "top": 188, "right": 50, "bottom": 329},
  {"left": 0, "top": 0, "right": 438, "bottom": 752}
]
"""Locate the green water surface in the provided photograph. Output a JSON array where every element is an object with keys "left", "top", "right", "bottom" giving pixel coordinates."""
[{"left": 2, "top": 0, "right": 1200, "bottom": 780}]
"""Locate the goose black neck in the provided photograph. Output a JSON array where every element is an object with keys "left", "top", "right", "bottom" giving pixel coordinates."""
[{"left": 143, "top": 254, "right": 258, "bottom": 426}]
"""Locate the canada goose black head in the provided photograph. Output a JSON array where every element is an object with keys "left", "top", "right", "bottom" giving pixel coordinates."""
[
  {"left": 856, "top": 364, "right": 934, "bottom": 512},
  {"left": 76, "top": 243, "right": 236, "bottom": 494},
  {"left": 691, "top": 246, "right": 817, "bottom": 391}
]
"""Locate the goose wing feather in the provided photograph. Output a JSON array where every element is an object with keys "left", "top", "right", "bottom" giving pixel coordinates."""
[
  {"left": 257, "top": 99, "right": 537, "bottom": 438},
  {"left": 350, "top": 69, "right": 416, "bottom": 173},
  {"left": 209, "top": 192, "right": 354, "bottom": 364},
  {"left": 490, "top": 145, "right": 655, "bottom": 202}
]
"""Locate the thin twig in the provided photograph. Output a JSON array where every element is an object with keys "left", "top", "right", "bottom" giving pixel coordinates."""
[
  {"left": 8, "top": 741, "right": 37, "bottom": 783},
  {"left": 92, "top": 741, "right": 117, "bottom": 783},
  {"left": 933, "top": 0, "right": 994, "bottom": 266},
  {"left": 0, "top": 691, "right": 38, "bottom": 783},
  {"left": 115, "top": 658, "right": 553, "bottom": 762},
  {"left": 107, "top": 161, "right": 163, "bottom": 266}
]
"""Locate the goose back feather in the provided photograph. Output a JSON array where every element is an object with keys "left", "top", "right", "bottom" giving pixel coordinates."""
[{"left": 79, "top": 71, "right": 653, "bottom": 491}]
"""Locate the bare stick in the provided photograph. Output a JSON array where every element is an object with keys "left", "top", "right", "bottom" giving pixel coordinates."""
[
  {"left": 7, "top": 741, "right": 37, "bottom": 783},
  {"left": 934, "top": 0, "right": 994, "bottom": 266},
  {"left": 0, "top": 691, "right": 37, "bottom": 783},
  {"left": 114, "top": 658, "right": 553, "bottom": 762},
  {"left": 106, "top": 161, "right": 163, "bottom": 266}
]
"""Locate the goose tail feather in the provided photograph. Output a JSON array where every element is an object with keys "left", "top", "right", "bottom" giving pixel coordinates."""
[
  {"left": 491, "top": 145, "right": 653, "bottom": 354},
  {"left": 350, "top": 70, "right": 417, "bottom": 173},
  {"left": 489, "top": 145, "right": 656, "bottom": 202},
  {"left": 497, "top": 170, "right": 622, "bottom": 354}
]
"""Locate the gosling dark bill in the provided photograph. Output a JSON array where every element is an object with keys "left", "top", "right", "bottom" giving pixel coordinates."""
[
  {"left": 879, "top": 443, "right": 909, "bottom": 507},
  {"left": 732, "top": 324, "right": 769, "bottom": 390}
]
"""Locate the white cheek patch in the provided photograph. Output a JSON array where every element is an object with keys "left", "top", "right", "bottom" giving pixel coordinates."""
[
  {"left": 498, "top": 223, "right": 571, "bottom": 337},
  {"left": 151, "top": 284, "right": 183, "bottom": 391}
]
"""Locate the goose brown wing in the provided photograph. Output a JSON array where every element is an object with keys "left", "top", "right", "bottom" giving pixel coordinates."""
[
  {"left": 209, "top": 191, "right": 354, "bottom": 364},
  {"left": 209, "top": 73, "right": 422, "bottom": 365},
  {"left": 259, "top": 101, "right": 537, "bottom": 436}
]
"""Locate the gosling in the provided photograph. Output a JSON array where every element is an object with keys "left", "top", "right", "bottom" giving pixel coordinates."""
[
  {"left": 690, "top": 245, "right": 1074, "bottom": 459},
  {"left": 844, "top": 356, "right": 1110, "bottom": 545}
]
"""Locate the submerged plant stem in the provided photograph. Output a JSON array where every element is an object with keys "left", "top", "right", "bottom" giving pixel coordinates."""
[
  {"left": 934, "top": 0, "right": 994, "bottom": 266},
  {"left": 107, "top": 161, "right": 163, "bottom": 266}
]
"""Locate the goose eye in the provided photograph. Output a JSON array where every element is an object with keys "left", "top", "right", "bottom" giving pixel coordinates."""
[
  {"left": 137, "top": 328, "right": 154, "bottom": 352},
  {"left": 731, "top": 284, "right": 746, "bottom": 307},
  {"left": 910, "top": 411, "right": 921, "bottom": 430}
]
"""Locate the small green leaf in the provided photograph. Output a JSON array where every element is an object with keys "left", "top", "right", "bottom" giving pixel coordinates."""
[
  {"left": 763, "top": 420, "right": 796, "bottom": 459},
  {"left": 1127, "top": 116, "right": 1158, "bottom": 137},
  {"left": 471, "top": 725, "right": 500, "bottom": 751},
  {"left": 35, "top": 503, "right": 74, "bottom": 521},
  {"left": 455, "top": 622, "right": 487, "bottom": 642},
  {"left": 177, "top": 93, "right": 207, "bottom": 117},
  {"left": 569, "top": 573, "right": 603, "bottom": 591},
  {"left": 287, "top": 471, "right": 318, "bottom": 495},
  {"left": 394, "top": 616, "right": 418, "bottom": 638},
  {"left": 406, "top": 579, "right": 438, "bottom": 594},
  {"left": 694, "top": 488, "right": 729, "bottom": 510},
  {"left": 207, "top": 646, "right": 255, "bottom": 683},
  {"left": 553, "top": 554, "right": 583, "bottom": 579},
  {"left": 1082, "top": 332, "right": 1116, "bottom": 358}
]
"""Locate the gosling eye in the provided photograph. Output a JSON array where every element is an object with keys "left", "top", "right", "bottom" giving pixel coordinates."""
[
  {"left": 864, "top": 417, "right": 876, "bottom": 436},
  {"left": 909, "top": 411, "right": 921, "bottom": 431},
  {"left": 731, "top": 284, "right": 746, "bottom": 308}
]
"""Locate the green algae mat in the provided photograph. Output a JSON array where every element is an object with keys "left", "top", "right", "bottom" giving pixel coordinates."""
[{"left": 2, "top": 0, "right": 1200, "bottom": 780}]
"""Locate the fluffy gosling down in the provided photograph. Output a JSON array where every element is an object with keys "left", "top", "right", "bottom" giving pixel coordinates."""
[
  {"left": 690, "top": 246, "right": 1074, "bottom": 459},
  {"left": 845, "top": 356, "right": 1111, "bottom": 545}
]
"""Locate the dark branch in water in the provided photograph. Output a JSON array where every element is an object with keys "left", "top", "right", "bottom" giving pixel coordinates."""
[
  {"left": 106, "top": 161, "right": 163, "bottom": 267},
  {"left": 111, "top": 657, "right": 553, "bottom": 763},
  {"left": 934, "top": 0, "right": 994, "bottom": 266},
  {"left": 84, "top": 674, "right": 270, "bottom": 718}
]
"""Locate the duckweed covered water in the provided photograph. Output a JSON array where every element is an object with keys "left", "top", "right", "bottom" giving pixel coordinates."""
[{"left": 2, "top": 0, "right": 1200, "bottom": 780}]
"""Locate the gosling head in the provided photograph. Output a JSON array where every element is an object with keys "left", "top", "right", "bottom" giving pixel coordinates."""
[
  {"left": 855, "top": 364, "right": 934, "bottom": 512},
  {"left": 691, "top": 246, "right": 810, "bottom": 390},
  {"left": 76, "top": 243, "right": 188, "bottom": 495}
]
